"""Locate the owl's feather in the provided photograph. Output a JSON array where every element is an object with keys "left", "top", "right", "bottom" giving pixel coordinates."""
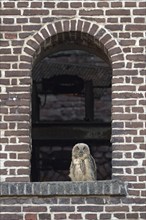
[{"left": 80, "top": 160, "right": 86, "bottom": 175}]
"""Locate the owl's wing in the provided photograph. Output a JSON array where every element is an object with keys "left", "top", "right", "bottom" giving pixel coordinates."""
[
  {"left": 90, "top": 155, "right": 97, "bottom": 178},
  {"left": 80, "top": 160, "right": 86, "bottom": 175},
  {"left": 70, "top": 162, "right": 76, "bottom": 177}
]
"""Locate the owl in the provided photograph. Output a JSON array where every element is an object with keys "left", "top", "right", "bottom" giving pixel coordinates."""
[{"left": 69, "top": 143, "right": 97, "bottom": 181}]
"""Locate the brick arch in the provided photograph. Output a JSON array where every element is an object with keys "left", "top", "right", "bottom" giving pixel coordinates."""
[
  {"left": 21, "top": 18, "right": 125, "bottom": 70},
  {"left": 21, "top": 18, "right": 124, "bottom": 182}
]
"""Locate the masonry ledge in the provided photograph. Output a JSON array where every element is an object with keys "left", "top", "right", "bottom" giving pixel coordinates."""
[{"left": 0, "top": 180, "right": 126, "bottom": 197}]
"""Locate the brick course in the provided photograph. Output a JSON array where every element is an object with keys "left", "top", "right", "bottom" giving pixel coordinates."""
[{"left": 0, "top": 0, "right": 146, "bottom": 219}]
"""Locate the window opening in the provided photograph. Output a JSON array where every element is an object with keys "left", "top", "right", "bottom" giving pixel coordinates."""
[{"left": 31, "top": 50, "right": 112, "bottom": 182}]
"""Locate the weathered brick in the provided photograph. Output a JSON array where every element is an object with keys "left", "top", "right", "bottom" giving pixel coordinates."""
[
  {"left": 5, "top": 145, "right": 29, "bottom": 152},
  {"left": 31, "top": 2, "right": 42, "bottom": 8},
  {"left": 126, "top": 54, "right": 146, "bottom": 61},
  {"left": 70, "top": 2, "right": 82, "bottom": 8},
  {"left": 19, "top": 32, "right": 31, "bottom": 39},
  {"left": 30, "top": 17, "right": 41, "bottom": 23},
  {"left": 114, "top": 213, "right": 126, "bottom": 219},
  {"left": 77, "top": 205, "right": 103, "bottom": 212},
  {"left": 1, "top": 25, "right": 21, "bottom": 32},
  {"left": 24, "top": 47, "right": 35, "bottom": 56},
  {"left": 120, "top": 39, "right": 136, "bottom": 46},
  {"left": 6, "top": 176, "right": 30, "bottom": 182},
  {"left": 3, "top": 18, "right": 14, "bottom": 24},
  {"left": 132, "top": 32, "right": 144, "bottom": 37},
  {"left": 25, "top": 214, "right": 37, "bottom": 220},
  {"left": 126, "top": 25, "right": 146, "bottom": 31},
  {"left": 139, "top": 176, "right": 146, "bottom": 182},
  {"left": 44, "top": 2, "right": 55, "bottom": 8},
  {"left": 27, "top": 39, "right": 39, "bottom": 50},
  {"left": 58, "top": 198, "right": 70, "bottom": 204},
  {"left": 134, "top": 168, "right": 146, "bottom": 174},
  {"left": 0, "top": 214, "right": 23, "bottom": 220},
  {"left": 23, "top": 10, "right": 49, "bottom": 16},
  {"left": 23, "top": 206, "right": 47, "bottom": 212},
  {"left": 105, "top": 206, "right": 129, "bottom": 212},
  {"left": 69, "top": 214, "right": 83, "bottom": 219},
  {"left": 107, "top": 17, "right": 118, "bottom": 23},
  {"left": 0, "top": 55, "right": 18, "bottom": 62},
  {"left": 139, "top": 2, "right": 146, "bottom": 7},
  {"left": 100, "top": 34, "right": 112, "bottom": 45},
  {"left": 0, "top": 206, "right": 21, "bottom": 212},
  {"left": 4, "top": 161, "right": 29, "bottom": 167},
  {"left": 132, "top": 205, "right": 146, "bottom": 212},
  {"left": 97, "top": 2, "right": 109, "bottom": 7},
  {"left": 39, "top": 214, "right": 51, "bottom": 220},
  {"left": 50, "top": 206, "right": 75, "bottom": 212},
  {"left": 109, "top": 47, "right": 122, "bottom": 56},
  {"left": 79, "top": 9, "right": 103, "bottom": 16},
  {"left": 52, "top": 10, "right": 76, "bottom": 16},
  {"left": 54, "top": 21, "right": 63, "bottom": 33},
  {"left": 105, "top": 24, "right": 123, "bottom": 31},
  {"left": 0, "top": 63, "right": 10, "bottom": 69},
  {"left": 113, "top": 160, "right": 137, "bottom": 166},
  {"left": 134, "top": 152, "right": 145, "bottom": 158},
  {"left": 113, "top": 69, "right": 138, "bottom": 76},
  {"left": 134, "top": 17, "right": 145, "bottom": 23},
  {"left": 23, "top": 25, "right": 42, "bottom": 31},
  {"left": 3, "top": 2, "right": 15, "bottom": 8},
  {"left": 0, "top": 150, "right": 7, "bottom": 159},
  {"left": 83, "top": 2, "right": 95, "bottom": 7},
  {"left": 127, "top": 213, "right": 139, "bottom": 219},
  {"left": 54, "top": 214, "right": 67, "bottom": 219},
  {"left": 0, "top": 169, "right": 8, "bottom": 175},
  {"left": 133, "top": 9, "right": 146, "bottom": 15},
  {"left": 57, "top": 2, "right": 68, "bottom": 8},
  {"left": 106, "top": 9, "right": 130, "bottom": 15},
  {"left": 111, "top": 2, "right": 123, "bottom": 7},
  {"left": 86, "top": 198, "right": 105, "bottom": 204},
  {"left": 125, "top": 2, "right": 136, "bottom": 7},
  {"left": 17, "top": 2, "right": 29, "bottom": 8},
  {"left": 85, "top": 214, "right": 98, "bottom": 220},
  {"left": 0, "top": 9, "right": 21, "bottom": 15},
  {"left": 100, "top": 213, "right": 111, "bottom": 219}
]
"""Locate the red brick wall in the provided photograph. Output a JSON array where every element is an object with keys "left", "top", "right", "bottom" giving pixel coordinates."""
[{"left": 0, "top": 0, "right": 146, "bottom": 219}]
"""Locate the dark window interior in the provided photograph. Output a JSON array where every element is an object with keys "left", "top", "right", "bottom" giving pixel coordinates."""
[{"left": 31, "top": 50, "right": 112, "bottom": 181}]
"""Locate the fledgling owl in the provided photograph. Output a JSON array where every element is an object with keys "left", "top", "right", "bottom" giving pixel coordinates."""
[{"left": 69, "top": 143, "right": 97, "bottom": 181}]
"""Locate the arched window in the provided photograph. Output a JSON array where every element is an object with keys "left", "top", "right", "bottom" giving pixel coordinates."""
[{"left": 31, "top": 48, "right": 112, "bottom": 182}]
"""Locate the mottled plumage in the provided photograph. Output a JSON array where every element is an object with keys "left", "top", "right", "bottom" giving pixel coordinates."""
[{"left": 69, "top": 143, "right": 97, "bottom": 181}]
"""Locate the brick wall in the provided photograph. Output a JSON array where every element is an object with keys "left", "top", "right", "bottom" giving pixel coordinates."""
[
  {"left": 0, "top": 0, "right": 146, "bottom": 219},
  {"left": 0, "top": 181, "right": 127, "bottom": 220}
]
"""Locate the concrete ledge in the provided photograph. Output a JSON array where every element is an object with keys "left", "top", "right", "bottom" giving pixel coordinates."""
[{"left": 0, "top": 180, "right": 126, "bottom": 196}]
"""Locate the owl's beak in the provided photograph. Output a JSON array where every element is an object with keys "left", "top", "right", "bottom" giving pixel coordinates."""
[{"left": 79, "top": 151, "right": 83, "bottom": 156}]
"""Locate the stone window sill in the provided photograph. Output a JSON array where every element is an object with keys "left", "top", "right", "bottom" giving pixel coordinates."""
[{"left": 0, "top": 180, "right": 126, "bottom": 196}]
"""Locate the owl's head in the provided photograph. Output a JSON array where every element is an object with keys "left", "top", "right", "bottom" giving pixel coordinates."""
[{"left": 72, "top": 143, "right": 90, "bottom": 158}]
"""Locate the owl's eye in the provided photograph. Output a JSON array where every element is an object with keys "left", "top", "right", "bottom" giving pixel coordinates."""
[
  {"left": 75, "top": 146, "right": 79, "bottom": 150},
  {"left": 83, "top": 145, "right": 87, "bottom": 150}
]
